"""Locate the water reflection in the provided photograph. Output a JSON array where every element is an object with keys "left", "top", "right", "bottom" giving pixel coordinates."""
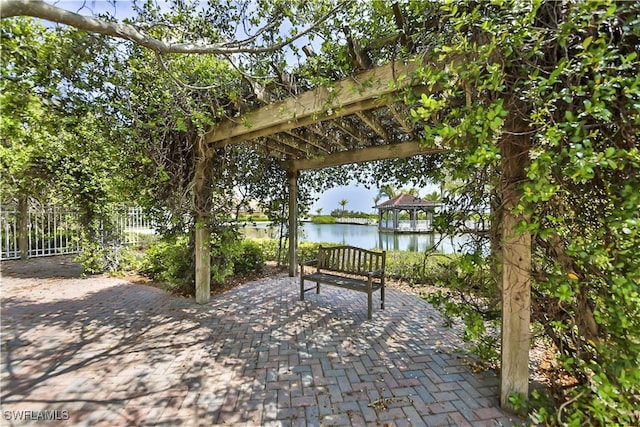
[{"left": 241, "top": 222, "right": 471, "bottom": 254}]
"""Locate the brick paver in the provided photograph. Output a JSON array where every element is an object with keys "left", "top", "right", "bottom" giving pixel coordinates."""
[{"left": 1, "top": 258, "right": 521, "bottom": 426}]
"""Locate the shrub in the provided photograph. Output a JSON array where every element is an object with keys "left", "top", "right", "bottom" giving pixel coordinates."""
[
  {"left": 310, "top": 215, "right": 336, "bottom": 224},
  {"left": 232, "top": 240, "right": 265, "bottom": 273},
  {"left": 385, "top": 251, "right": 458, "bottom": 286},
  {"left": 251, "top": 238, "right": 282, "bottom": 262},
  {"left": 138, "top": 235, "right": 193, "bottom": 295}
]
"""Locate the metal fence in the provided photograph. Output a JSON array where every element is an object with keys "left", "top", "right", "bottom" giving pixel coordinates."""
[{"left": 0, "top": 204, "right": 155, "bottom": 260}]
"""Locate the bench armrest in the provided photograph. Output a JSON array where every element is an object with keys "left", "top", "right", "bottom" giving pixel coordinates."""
[
  {"left": 369, "top": 268, "right": 384, "bottom": 278},
  {"left": 300, "top": 259, "right": 318, "bottom": 267}
]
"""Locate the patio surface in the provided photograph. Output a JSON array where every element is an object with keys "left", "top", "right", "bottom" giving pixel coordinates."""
[{"left": 1, "top": 257, "right": 520, "bottom": 426}]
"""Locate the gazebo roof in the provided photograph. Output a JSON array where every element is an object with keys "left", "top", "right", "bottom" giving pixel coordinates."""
[{"left": 375, "top": 193, "right": 442, "bottom": 209}]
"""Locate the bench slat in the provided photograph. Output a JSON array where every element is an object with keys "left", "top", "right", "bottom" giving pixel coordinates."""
[{"left": 304, "top": 272, "right": 383, "bottom": 293}]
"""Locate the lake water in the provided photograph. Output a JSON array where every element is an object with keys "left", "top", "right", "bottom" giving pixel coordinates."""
[{"left": 241, "top": 222, "right": 473, "bottom": 253}]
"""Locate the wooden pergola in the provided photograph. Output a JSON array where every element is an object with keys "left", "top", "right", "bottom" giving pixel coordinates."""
[{"left": 197, "top": 58, "right": 531, "bottom": 412}]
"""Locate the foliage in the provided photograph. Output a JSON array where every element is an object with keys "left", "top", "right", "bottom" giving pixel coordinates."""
[
  {"left": 408, "top": 0, "right": 640, "bottom": 423},
  {"left": 385, "top": 251, "right": 458, "bottom": 287},
  {"left": 329, "top": 209, "right": 376, "bottom": 219},
  {"left": 310, "top": 215, "right": 337, "bottom": 224},
  {"left": 138, "top": 234, "right": 193, "bottom": 295},
  {"left": 0, "top": 18, "right": 144, "bottom": 271},
  {"left": 420, "top": 252, "right": 501, "bottom": 366},
  {"left": 232, "top": 240, "right": 265, "bottom": 274},
  {"left": 140, "top": 233, "right": 267, "bottom": 295},
  {"left": 251, "top": 239, "right": 332, "bottom": 266}
]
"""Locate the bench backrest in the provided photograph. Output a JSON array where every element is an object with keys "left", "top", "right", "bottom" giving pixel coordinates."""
[{"left": 317, "top": 245, "right": 385, "bottom": 275}]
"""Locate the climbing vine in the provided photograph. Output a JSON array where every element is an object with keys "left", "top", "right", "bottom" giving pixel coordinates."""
[{"left": 408, "top": 1, "right": 639, "bottom": 424}]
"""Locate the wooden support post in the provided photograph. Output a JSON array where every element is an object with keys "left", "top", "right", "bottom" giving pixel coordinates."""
[
  {"left": 499, "top": 119, "right": 531, "bottom": 411},
  {"left": 193, "top": 137, "right": 214, "bottom": 304},
  {"left": 288, "top": 170, "right": 298, "bottom": 277},
  {"left": 18, "top": 197, "right": 29, "bottom": 260},
  {"left": 500, "top": 208, "right": 531, "bottom": 409},
  {"left": 195, "top": 220, "right": 211, "bottom": 304}
]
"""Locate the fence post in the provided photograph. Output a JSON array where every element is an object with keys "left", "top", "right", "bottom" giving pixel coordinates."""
[{"left": 18, "top": 197, "right": 29, "bottom": 259}]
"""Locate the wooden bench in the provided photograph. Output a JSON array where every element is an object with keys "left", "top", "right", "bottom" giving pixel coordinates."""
[{"left": 299, "top": 245, "right": 386, "bottom": 319}]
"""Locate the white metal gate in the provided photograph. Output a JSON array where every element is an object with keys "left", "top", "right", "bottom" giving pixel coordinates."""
[{"left": 0, "top": 204, "right": 155, "bottom": 260}]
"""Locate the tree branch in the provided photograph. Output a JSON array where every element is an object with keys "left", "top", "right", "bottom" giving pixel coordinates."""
[{"left": 0, "top": 0, "right": 349, "bottom": 55}]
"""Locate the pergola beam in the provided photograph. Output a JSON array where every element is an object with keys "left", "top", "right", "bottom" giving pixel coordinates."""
[
  {"left": 262, "top": 138, "right": 305, "bottom": 158},
  {"left": 284, "top": 140, "right": 445, "bottom": 171},
  {"left": 205, "top": 60, "right": 423, "bottom": 147},
  {"left": 308, "top": 123, "right": 349, "bottom": 150}
]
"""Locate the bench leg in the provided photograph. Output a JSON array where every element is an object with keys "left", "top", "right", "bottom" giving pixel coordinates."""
[
  {"left": 300, "top": 276, "right": 305, "bottom": 301},
  {"left": 316, "top": 282, "right": 320, "bottom": 294},
  {"left": 381, "top": 283, "right": 385, "bottom": 310},
  {"left": 367, "top": 291, "right": 373, "bottom": 320}
]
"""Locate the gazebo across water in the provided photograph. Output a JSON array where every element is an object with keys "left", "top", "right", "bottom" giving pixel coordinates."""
[{"left": 375, "top": 194, "right": 442, "bottom": 233}]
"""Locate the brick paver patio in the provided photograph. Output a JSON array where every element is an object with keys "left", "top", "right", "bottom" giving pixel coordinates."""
[{"left": 1, "top": 258, "right": 520, "bottom": 426}]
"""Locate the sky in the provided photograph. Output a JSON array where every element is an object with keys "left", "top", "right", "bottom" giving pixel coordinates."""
[
  {"left": 48, "top": 1, "right": 138, "bottom": 17},
  {"left": 311, "top": 181, "right": 440, "bottom": 214},
  {"left": 311, "top": 183, "right": 380, "bottom": 215}
]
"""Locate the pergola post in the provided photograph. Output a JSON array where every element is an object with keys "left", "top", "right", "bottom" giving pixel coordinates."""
[
  {"left": 195, "top": 219, "right": 211, "bottom": 304},
  {"left": 193, "top": 137, "right": 214, "bottom": 304},
  {"left": 499, "top": 118, "right": 531, "bottom": 411},
  {"left": 288, "top": 170, "right": 298, "bottom": 277}
]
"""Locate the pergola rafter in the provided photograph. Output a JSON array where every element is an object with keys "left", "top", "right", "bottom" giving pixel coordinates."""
[
  {"left": 284, "top": 129, "right": 332, "bottom": 154},
  {"left": 355, "top": 109, "right": 391, "bottom": 142}
]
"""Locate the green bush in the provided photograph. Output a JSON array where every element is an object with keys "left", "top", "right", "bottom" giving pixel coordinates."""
[
  {"left": 140, "top": 235, "right": 269, "bottom": 294},
  {"left": 138, "top": 235, "right": 193, "bottom": 294},
  {"left": 385, "top": 251, "right": 458, "bottom": 286},
  {"left": 310, "top": 215, "right": 336, "bottom": 224},
  {"left": 251, "top": 238, "right": 282, "bottom": 262},
  {"left": 232, "top": 240, "right": 265, "bottom": 274},
  {"left": 250, "top": 239, "right": 345, "bottom": 266}
]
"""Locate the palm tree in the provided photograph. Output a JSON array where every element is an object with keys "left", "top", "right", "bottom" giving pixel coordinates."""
[
  {"left": 339, "top": 198, "right": 348, "bottom": 213},
  {"left": 378, "top": 185, "right": 397, "bottom": 200},
  {"left": 423, "top": 191, "right": 440, "bottom": 202}
]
